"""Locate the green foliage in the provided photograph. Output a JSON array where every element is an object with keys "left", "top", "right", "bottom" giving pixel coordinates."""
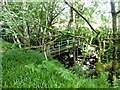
[
  {"left": 1, "top": 1, "right": 118, "bottom": 88},
  {"left": 2, "top": 49, "right": 111, "bottom": 88},
  {"left": 95, "top": 61, "right": 105, "bottom": 75},
  {"left": 70, "top": 64, "right": 86, "bottom": 76},
  {"left": 1, "top": 2, "right": 63, "bottom": 47},
  {"left": 94, "top": 73, "right": 110, "bottom": 88},
  {"left": 1, "top": 38, "right": 17, "bottom": 50}
]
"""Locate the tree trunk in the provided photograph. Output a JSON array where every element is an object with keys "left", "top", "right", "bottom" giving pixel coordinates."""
[
  {"left": 23, "top": 0, "right": 30, "bottom": 47},
  {"left": 73, "top": 1, "right": 76, "bottom": 65},
  {"left": 68, "top": 0, "right": 76, "bottom": 65},
  {"left": 110, "top": 0, "right": 118, "bottom": 86}
]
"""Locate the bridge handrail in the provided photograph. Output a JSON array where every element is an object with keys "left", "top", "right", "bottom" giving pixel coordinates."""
[{"left": 48, "top": 37, "right": 83, "bottom": 54}]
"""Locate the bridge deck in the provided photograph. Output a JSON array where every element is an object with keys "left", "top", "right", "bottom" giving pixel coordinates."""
[
  {"left": 45, "top": 37, "right": 82, "bottom": 57},
  {"left": 50, "top": 45, "right": 78, "bottom": 57}
]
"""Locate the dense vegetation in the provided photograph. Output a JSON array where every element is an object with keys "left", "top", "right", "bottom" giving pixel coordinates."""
[
  {"left": 2, "top": 39, "right": 112, "bottom": 88},
  {"left": 1, "top": 0, "right": 120, "bottom": 88}
]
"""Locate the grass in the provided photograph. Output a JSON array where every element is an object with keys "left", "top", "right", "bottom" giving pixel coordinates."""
[
  {"left": 1, "top": 38, "right": 17, "bottom": 51},
  {"left": 1, "top": 39, "right": 114, "bottom": 88},
  {"left": 2, "top": 49, "right": 111, "bottom": 88}
]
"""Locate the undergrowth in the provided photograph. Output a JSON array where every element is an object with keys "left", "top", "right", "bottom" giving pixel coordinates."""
[
  {"left": 1, "top": 39, "right": 113, "bottom": 88},
  {"left": 2, "top": 49, "right": 111, "bottom": 88}
]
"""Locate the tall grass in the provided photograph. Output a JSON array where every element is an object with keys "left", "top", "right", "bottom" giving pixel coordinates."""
[{"left": 2, "top": 48, "right": 111, "bottom": 88}]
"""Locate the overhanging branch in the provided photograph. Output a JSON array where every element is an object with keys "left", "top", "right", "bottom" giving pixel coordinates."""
[
  {"left": 116, "top": 10, "right": 120, "bottom": 14},
  {"left": 64, "top": 0, "right": 97, "bottom": 33}
]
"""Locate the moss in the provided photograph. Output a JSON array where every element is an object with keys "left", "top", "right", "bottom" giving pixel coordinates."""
[{"left": 95, "top": 61, "right": 105, "bottom": 75}]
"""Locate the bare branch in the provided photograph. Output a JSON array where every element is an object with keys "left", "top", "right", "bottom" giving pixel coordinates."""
[
  {"left": 116, "top": 10, "right": 120, "bottom": 14},
  {"left": 52, "top": 8, "right": 65, "bottom": 21},
  {"left": 64, "top": 0, "right": 97, "bottom": 33},
  {"left": 110, "top": 0, "right": 115, "bottom": 13}
]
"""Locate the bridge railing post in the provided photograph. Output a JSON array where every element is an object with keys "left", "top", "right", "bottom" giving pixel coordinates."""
[
  {"left": 47, "top": 44, "right": 51, "bottom": 56},
  {"left": 59, "top": 41, "right": 61, "bottom": 55}
]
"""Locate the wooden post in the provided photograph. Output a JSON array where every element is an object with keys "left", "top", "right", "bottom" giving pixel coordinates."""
[{"left": 59, "top": 41, "right": 61, "bottom": 55}]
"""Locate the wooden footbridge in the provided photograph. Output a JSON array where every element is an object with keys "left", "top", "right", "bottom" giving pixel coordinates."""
[{"left": 49, "top": 37, "right": 82, "bottom": 57}]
